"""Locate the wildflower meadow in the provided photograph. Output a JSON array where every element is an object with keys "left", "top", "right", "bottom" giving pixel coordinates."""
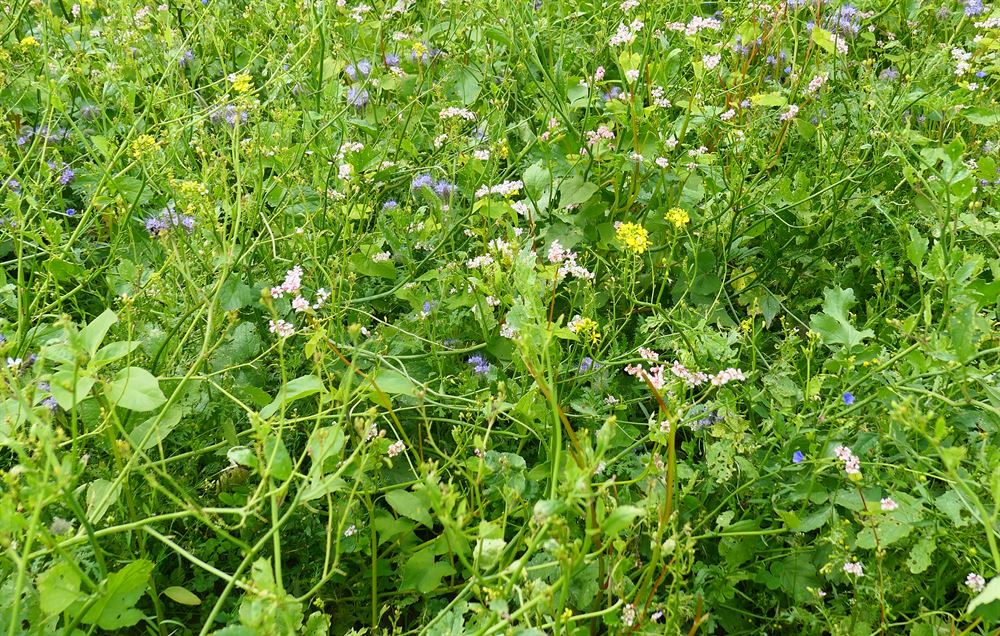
[{"left": 2, "top": 0, "right": 1000, "bottom": 633}]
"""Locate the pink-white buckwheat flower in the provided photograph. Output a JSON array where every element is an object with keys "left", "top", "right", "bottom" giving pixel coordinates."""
[
  {"left": 711, "top": 367, "right": 746, "bottom": 386},
  {"left": 780, "top": 105, "right": 799, "bottom": 122},
  {"left": 966, "top": 573, "right": 986, "bottom": 593},
  {"left": 291, "top": 296, "right": 310, "bottom": 312},
  {"left": 268, "top": 319, "right": 295, "bottom": 338},
  {"left": 843, "top": 561, "right": 864, "bottom": 577},
  {"left": 880, "top": 497, "right": 898, "bottom": 511},
  {"left": 638, "top": 347, "right": 659, "bottom": 362},
  {"left": 387, "top": 440, "right": 406, "bottom": 457},
  {"left": 834, "top": 445, "right": 862, "bottom": 476}
]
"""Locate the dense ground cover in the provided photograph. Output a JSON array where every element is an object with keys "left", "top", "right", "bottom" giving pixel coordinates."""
[{"left": 2, "top": 0, "right": 1000, "bottom": 633}]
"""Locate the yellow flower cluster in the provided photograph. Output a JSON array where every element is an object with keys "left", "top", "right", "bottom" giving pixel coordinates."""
[
  {"left": 571, "top": 317, "right": 602, "bottom": 344},
  {"left": 130, "top": 134, "right": 161, "bottom": 159},
  {"left": 229, "top": 73, "right": 252, "bottom": 93},
  {"left": 665, "top": 207, "right": 690, "bottom": 228},
  {"left": 20, "top": 36, "right": 39, "bottom": 48},
  {"left": 615, "top": 222, "right": 651, "bottom": 254}
]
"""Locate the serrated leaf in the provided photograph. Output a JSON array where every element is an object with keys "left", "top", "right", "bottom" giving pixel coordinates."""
[
  {"left": 80, "top": 559, "right": 153, "bottom": 630},
  {"left": 808, "top": 287, "right": 874, "bottom": 349},
  {"left": 906, "top": 536, "right": 935, "bottom": 574},
  {"left": 38, "top": 561, "right": 84, "bottom": 615}
]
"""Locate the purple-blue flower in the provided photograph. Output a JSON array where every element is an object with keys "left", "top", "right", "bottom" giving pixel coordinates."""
[
  {"left": 411, "top": 173, "right": 434, "bottom": 191},
  {"left": 65, "top": 208, "right": 76, "bottom": 216},
  {"left": 345, "top": 59, "right": 372, "bottom": 81},
  {"left": 467, "top": 354, "right": 491, "bottom": 375},
  {"left": 4, "top": 179, "right": 21, "bottom": 195},
  {"left": 792, "top": 451, "right": 805, "bottom": 464},
  {"left": 965, "top": 0, "right": 986, "bottom": 16},
  {"left": 384, "top": 53, "right": 401, "bottom": 68},
  {"left": 60, "top": 166, "right": 75, "bottom": 185},
  {"left": 579, "top": 357, "right": 594, "bottom": 373},
  {"left": 842, "top": 391, "right": 855, "bottom": 405},
  {"left": 346, "top": 87, "right": 369, "bottom": 108},
  {"left": 382, "top": 199, "right": 398, "bottom": 210},
  {"left": 432, "top": 179, "right": 454, "bottom": 200}
]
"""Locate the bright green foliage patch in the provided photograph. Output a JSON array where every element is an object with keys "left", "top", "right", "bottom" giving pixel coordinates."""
[{"left": 2, "top": 0, "right": 1000, "bottom": 633}]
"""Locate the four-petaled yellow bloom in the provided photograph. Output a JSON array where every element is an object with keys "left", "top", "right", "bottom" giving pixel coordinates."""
[
  {"left": 666, "top": 207, "right": 690, "bottom": 228},
  {"left": 130, "top": 134, "right": 161, "bottom": 159},
  {"left": 229, "top": 73, "right": 252, "bottom": 93},
  {"left": 569, "top": 316, "right": 602, "bottom": 344},
  {"left": 615, "top": 222, "right": 651, "bottom": 254}
]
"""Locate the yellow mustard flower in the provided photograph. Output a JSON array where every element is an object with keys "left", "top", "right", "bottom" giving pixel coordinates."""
[
  {"left": 615, "top": 222, "right": 651, "bottom": 255},
  {"left": 665, "top": 207, "right": 690, "bottom": 228},
  {"left": 130, "top": 134, "right": 161, "bottom": 159},
  {"left": 568, "top": 315, "right": 601, "bottom": 344},
  {"left": 20, "top": 36, "right": 39, "bottom": 48},
  {"left": 229, "top": 73, "right": 252, "bottom": 93}
]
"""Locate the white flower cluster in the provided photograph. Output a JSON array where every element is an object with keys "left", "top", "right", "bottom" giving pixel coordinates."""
[{"left": 475, "top": 180, "right": 523, "bottom": 199}]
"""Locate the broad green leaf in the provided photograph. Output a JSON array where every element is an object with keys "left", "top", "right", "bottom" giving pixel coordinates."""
[
  {"left": 38, "top": 561, "right": 84, "bottom": 615},
  {"left": 261, "top": 374, "right": 326, "bottom": 419},
  {"left": 263, "top": 435, "right": 293, "bottom": 481},
  {"left": 749, "top": 91, "right": 787, "bottom": 107},
  {"left": 400, "top": 548, "right": 456, "bottom": 594},
  {"left": 962, "top": 107, "right": 1000, "bottom": 126},
  {"left": 370, "top": 369, "right": 417, "bottom": 397},
  {"left": 92, "top": 340, "right": 142, "bottom": 367},
  {"left": 106, "top": 367, "right": 167, "bottom": 411},
  {"left": 163, "top": 585, "right": 201, "bottom": 605},
  {"left": 558, "top": 176, "right": 599, "bottom": 208},
  {"left": 523, "top": 161, "right": 551, "bottom": 201},
  {"left": 86, "top": 478, "right": 121, "bottom": 523},
  {"left": 808, "top": 287, "right": 874, "bottom": 349},
  {"left": 128, "top": 406, "right": 183, "bottom": 450},
  {"left": 811, "top": 27, "right": 835, "bottom": 54},
  {"left": 299, "top": 474, "right": 348, "bottom": 501},
  {"left": 384, "top": 489, "right": 433, "bottom": 527},
  {"left": 50, "top": 370, "right": 96, "bottom": 410},
  {"left": 602, "top": 505, "right": 644, "bottom": 536},
  {"left": 80, "top": 559, "right": 153, "bottom": 630},
  {"left": 228, "top": 446, "right": 259, "bottom": 470},
  {"left": 79, "top": 309, "right": 117, "bottom": 357},
  {"left": 906, "top": 536, "right": 935, "bottom": 574},
  {"left": 307, "top": 426, "right": 346, "bottom": 474},
  {"left": 219, "top": 277, "right": 257, "bottom": 311},
  {"left": 906, "top": 228, "right": 928, "bottom": 268}
]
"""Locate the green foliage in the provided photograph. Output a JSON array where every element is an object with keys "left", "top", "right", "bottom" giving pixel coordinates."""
[{"left": 2, "top": 0, "right": 1000, "bottom": 633}]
